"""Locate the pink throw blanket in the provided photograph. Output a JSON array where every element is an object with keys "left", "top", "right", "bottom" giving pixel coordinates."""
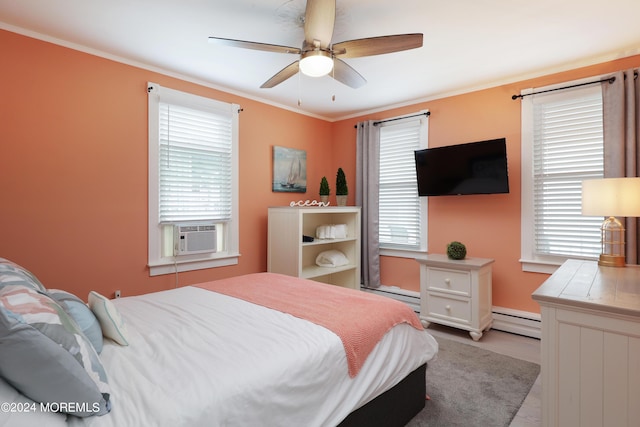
[{"left": 195, "top": 272, "right": 423, "bottom": 377}]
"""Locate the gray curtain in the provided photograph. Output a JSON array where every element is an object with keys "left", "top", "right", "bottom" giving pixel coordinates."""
[
  {"left": 356, "top": 120, "right": 381, "bottom": 288},
  {"left": 602, "top": 68, "right": 640, "bottom": 263}
]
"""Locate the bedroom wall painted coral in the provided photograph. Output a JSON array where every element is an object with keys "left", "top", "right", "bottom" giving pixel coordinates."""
[
  {"left": 2, "top": 29, "right": 640, "bottom": 314},
  {"left": 0, "top": 30, "right": 334, "bottom": 299},
  {"left": 331, "top": 55, "right": 640, "bottom": 313}
]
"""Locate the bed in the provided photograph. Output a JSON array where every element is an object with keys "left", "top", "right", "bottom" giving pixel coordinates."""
[{"left": 0, "top": 258, "right": 438, "bottom": 427}]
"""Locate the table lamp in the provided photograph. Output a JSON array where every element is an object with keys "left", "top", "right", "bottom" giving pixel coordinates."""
[{"left": 582, "top": 177, "right": 640, "bottom": 267}]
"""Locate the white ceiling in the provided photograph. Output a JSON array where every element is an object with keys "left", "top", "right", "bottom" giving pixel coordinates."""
[{"left": 2, "top": 0, "right": 640, "bottom": 121}]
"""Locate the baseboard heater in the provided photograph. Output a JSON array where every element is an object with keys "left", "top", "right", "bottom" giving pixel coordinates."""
[
  {"left": 490, "top": 306, "right": 541, "bottom": 339},
  {"left": 362, "top": 286, "right": 541, "bottom": 339}
]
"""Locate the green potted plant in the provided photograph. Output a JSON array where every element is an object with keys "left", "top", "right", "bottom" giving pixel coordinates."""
[
  {"left": 319, "top": 176, "right": 330, "bottom": 204},
  {"left": 336, "top": 167, "right": 348, "bottom": 206},
  {"left": 446, "top": 241, "right": 467, "bottom": 260}
]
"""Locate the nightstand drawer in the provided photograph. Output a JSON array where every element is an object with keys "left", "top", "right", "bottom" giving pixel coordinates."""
[
  {"left": 426, "top": 293, "right": 471, "bottom": 324},
  {"left": 426, "top": 268, "right": 470, "bottom": 295}
]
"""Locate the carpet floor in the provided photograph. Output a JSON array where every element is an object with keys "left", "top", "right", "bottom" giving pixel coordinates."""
[{"left": 406, "top": 336, "right": 540, "bottom": 427}]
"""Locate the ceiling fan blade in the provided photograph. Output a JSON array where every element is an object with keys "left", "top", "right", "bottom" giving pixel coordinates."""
[
  {"left": 260, "top": 61, "right": 300, "bottom": 88},
  {"left": 304, "top": 0, "right": 335, "bottom": 48},
  {"left": 208, "top": 37, "right": 300, "bottom": 55},
  {"left": 332, "top": 59, "right": 366, "bottom": 89},
  {"left": 332, "top": 33, "right": 423, "bottom": 58}
]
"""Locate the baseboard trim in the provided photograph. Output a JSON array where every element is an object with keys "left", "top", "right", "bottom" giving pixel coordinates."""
[
  {"left": 362, "top": 287, "right": 541, "bottom": 340},
  {"left": 491, "top": 306, "right": 541, "bottom": 339}
]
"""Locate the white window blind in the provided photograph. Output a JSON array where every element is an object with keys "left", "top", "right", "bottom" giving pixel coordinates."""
[
  {"left": 379, "top": 119, "right": 424, "bottom": 250},
  {"left": 148, "top": 82, "right": 240, "bottom": 275},
  {"left": 159, "top": 103, "right": 232, "bottom": 223},
  {"left": 532, "top": 86, "right": 604, "bottom": 258}
]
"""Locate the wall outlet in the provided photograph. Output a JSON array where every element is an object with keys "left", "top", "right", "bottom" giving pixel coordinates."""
[{"left": 115, "top": 290, "right": 121, "bottom": 299}]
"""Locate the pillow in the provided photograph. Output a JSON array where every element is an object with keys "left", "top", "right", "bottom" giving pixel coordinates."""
[
  {"left": 0, "top": 258, "right": 47, "bottom": 293},
  {"left": 48, "top": 289, "right": 104, "bottom": 354},
  {"left": 0, "top": 376, "right": 68, "bottom": 426},
  {"left": 315, "top": 249, "right": 350, "bottom": 267},
  {"left": 88, "top": 291, "right": 129, "bottom": 346},
  {"left": 0, "top": 285, "right": 110, "bottom": 417}
]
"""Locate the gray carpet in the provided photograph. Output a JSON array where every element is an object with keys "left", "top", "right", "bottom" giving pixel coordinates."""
[{"left": 407, "top": 336, "right": 540, "bottom": 427}]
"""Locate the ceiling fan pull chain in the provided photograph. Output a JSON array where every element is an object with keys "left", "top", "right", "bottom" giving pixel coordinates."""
[
  {"left": 298, "top": 70, "right": 302, "bottom": 107},
  {"left": 331, "top": 65, "right": 336, "bottom": 102}
]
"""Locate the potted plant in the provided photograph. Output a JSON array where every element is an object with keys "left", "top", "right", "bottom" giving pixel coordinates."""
[
  {"left": 319, "top": 176, "right": 330, "bottom": 204},
  {"left": 336, "top": 167, "right": 348, "bottom": 206},
  {"left": 446, "top": 241, "right": 467, "bottom": 260}
]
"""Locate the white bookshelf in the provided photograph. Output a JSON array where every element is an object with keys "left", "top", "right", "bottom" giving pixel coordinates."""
[{"left": 267, "top": 206, "right": 361, "bottom": 289}]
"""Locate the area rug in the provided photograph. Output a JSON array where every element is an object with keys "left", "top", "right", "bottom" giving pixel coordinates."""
[{"left": 406, "top": 336, "right": 540, "bottom": 427}]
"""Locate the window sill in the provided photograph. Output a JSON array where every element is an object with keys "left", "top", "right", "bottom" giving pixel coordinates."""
[
  {"left": 520, "top": 255, "right": 598, "bottom": 274},
  {"left": 380, "top": 248, "right": 428, "bottom": 260},
  {"left": 520, "top": 258, "right": 564, "bottom": 274},
  {"left": 149, "top": 252, "right": 240, "bottom": 276}
]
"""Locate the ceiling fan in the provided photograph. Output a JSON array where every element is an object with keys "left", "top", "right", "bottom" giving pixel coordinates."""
[{"left": 207, "top": 0, "right": 423, "bottom": 89}]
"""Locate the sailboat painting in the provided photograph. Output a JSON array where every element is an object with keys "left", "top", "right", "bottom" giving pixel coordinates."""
[{"left": 272, "top": 146, "right": 307, "bottom": 193}]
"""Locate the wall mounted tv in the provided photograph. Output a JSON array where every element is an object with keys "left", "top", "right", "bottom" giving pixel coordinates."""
[{"left": 414, "top": 138, "right": 509, "bottom": 196}]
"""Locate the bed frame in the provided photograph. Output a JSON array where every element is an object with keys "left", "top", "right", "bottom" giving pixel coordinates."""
[{"left": 338, "top": 363, "right": 426, "bottom": 427}]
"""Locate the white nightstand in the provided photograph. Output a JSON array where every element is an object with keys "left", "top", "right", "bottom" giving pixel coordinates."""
[{"left": 416, "top": 254, "right": 494, "bottom": 341}]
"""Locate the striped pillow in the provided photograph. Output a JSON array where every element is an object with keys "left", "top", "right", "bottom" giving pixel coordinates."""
[{"left": 0, "top": 285, "right": 111, "bottom": 417}]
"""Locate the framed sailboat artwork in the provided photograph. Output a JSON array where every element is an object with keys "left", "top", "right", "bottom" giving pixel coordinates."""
[{"left": 272, "top": 146, "right": 307, "bottom": 193}]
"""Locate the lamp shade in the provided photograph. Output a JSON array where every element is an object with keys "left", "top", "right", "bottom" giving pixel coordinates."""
[
  {"left": 299, "top": 50, "right": 333, "bottom": 77},
  {"left": 582, "top": 177, "right": 640, "bottom": 217}
]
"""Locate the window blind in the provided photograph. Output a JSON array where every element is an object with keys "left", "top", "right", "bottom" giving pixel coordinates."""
[
  {"left": 379, "top": 120, "right": 422, "bottom": 249},
  {"left": 159, "top": 103, "right": 232, "bottom": 224},
  {"left": 532, "top": 88, "right": 604, "bottom": 258}
]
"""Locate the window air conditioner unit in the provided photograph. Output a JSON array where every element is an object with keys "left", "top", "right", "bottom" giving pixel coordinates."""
[{"left": 174, "top": 224, "right": 217, "bottom": 256}]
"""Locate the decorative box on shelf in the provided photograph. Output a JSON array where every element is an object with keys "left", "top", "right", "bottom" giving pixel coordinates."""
[
  {"left": 267, "top": 206, "right": 361, "bottom": 289},
  {"left": 416, "top": 254, "right": 494, "bottom": 341}
]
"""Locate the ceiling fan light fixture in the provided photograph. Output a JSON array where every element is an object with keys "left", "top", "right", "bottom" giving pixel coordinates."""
[{"left": 299, "top": 50, "right": 333, "bottom": 77}]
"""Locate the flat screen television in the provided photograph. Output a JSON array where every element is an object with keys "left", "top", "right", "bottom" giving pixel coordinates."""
[{"left": 414, "top": 138, "right": 509, "bottom": 196}]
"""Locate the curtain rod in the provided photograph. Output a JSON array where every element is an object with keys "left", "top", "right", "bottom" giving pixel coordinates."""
[
  {"left": 512, "top": 76, "right": 616, "bottom": 100},
  {"left": 354, "top": 111, "right": 430, "bottom": 128}
]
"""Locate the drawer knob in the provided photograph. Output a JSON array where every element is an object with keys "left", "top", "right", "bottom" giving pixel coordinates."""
[
  {"left": 445, "top": 278, "right": 451, "bottom": 285},
  {"left": 446, "top": 305, "right": 451, "bottom": 311}
]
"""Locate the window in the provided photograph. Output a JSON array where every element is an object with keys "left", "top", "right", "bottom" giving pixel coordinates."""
[
  {"left": 147, "top": 82, "right": 240, "bottom": 276},
  {"left": 378, "top": 113, "right": 428, "bottom": 254},
  {"left": 521, "top": 80, "right": 604, "bottom": 273}
]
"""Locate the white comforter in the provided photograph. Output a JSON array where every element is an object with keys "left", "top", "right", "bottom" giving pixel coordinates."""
[{"left": 1, "top": 286, "right": 438, "bottom": 427}]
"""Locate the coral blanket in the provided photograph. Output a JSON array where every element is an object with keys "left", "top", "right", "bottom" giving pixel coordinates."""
[{"left": 195, "top": 272, "right": 423, "bottom": 377}]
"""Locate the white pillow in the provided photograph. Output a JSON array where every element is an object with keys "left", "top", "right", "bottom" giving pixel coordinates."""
[
  {"left": 88, "top": 291, "right": 130, "bottom": 346},
  {"left": 315, "top": 249, "right": 349, "bottom": 267}
]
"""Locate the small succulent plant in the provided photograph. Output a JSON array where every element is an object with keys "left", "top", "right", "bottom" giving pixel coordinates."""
[{"left": 446, "top": 241, "right": 467, "bottom": 260}]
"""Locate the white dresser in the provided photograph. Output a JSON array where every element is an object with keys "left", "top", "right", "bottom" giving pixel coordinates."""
[
  {"left": 416, "top": 254, "right": 494, "bottom": 341},
  {"left": 532, "top": 259, "right": 640, "bottom": 427}
]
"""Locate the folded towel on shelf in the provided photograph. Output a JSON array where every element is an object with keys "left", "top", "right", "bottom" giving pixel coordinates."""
[
  {"left": 315, "top": 224, "right": 347, "bottom": 239},
  {"left": 315, "top": 250, "right": 349, "bottom": 267}
]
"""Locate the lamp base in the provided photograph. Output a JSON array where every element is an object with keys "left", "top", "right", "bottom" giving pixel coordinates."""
[{"left": 598, "top": 254, "right": 625, "bottom": 267}]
